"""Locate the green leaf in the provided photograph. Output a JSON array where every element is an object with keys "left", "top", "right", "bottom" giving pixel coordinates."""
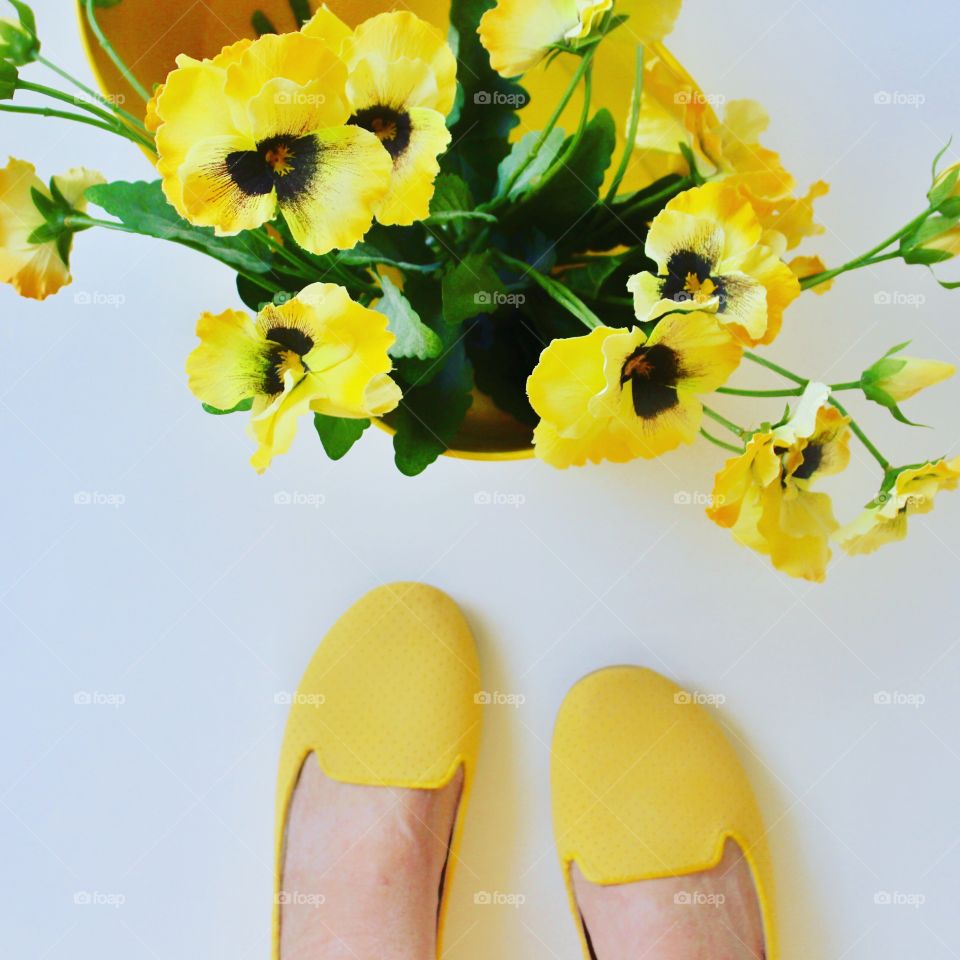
[
  {"left": 202, "top": 398, "right": 253, "bottom": 416},
  {"left": 495, "top": 128, "right": 566, "bottom": 200},
  {"left": 0, "top": 59, "right": 17, "bottom": 99},
  {"left": 85, "top": 180, "right": 271, "bottom": 275},
  {"left": 429, "top": 172, "right": 474, "bottom": 216},
  {"left": 0, "top": 0, "right": 39, "bottom": 64},
  {"left": 442, "top": 252, "right": 506, "bottom": 327},
  {"left": 929, "top": 166, "right": 959, "bottom": 208},
  {"left": 387, "top": 344, "right": 474, "bottom": 476},
  {"left": 314, "top": 414, "right": 370, "bottom": 460},
  {"left": 92, "top": 0, "right": 126, "bottom": 6},
  {"left": 287, "top": 0, "right": 311, "bottom": 27},
  {"left": 496, "top": 251, "right": 602, "bottom": 330},
  {"left": 375, "top": 274, "right": 442, "bottom": 360},
  {"left": 861, "top": 382, "right": 924, "bottom": 427},
  {"left": 447, "top": 0, "right": 525, "bottom": 196},
  {"left": 562, "top": 253, "right": 629, "bottom": 299},
  {"left": 251, "top": 10, "right": 277, "bottom": 34},
  {"left": 518, "top": 109, "right": 616, "bottom": 229}
]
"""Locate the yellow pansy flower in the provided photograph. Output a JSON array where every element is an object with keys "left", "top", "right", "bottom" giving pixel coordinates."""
[
  {"left": 479, "top": 0, "right": 681, "bottom": 79},
  {"left": 627, "top": 182, "right": 801, "bottom": 346},
  {"left": 528, "top": 311, "right": 742, "bottom": 468},
  {"left": 152, "top": 33, "right": 393, "bottom": 255},
  {"left": 186, "top": 283, "right": 401, "bottom": 473},
  {"left": 302, "top": 8, "right": 457, "bottom": 225},
  {"left": 835, "top": 459, "right": 960, "bottom": 556},
  {"left": 0, "top": 158, "right": 104, "bottom": 301},
  {"left": 708, "top": 384, "right": 851, "bottom": 582}
]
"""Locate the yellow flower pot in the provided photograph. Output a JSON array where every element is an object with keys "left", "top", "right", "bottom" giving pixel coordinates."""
[{"left": 76, "top": 0, "right": 535, "bottom": 462}]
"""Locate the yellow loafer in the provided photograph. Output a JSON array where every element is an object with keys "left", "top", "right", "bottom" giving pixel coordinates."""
[
  {"left": 272, "top": 582, "right": 483, "bottom": 958},
  {"left": 552, "top": 666, "right": 776, "bottom": 959}
]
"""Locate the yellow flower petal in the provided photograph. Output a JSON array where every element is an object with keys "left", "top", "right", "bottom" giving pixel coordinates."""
[
  {"left": 479, "top": 0, "right": 581, "bottom": 78},
  {"left": 646, "top": 310, "right": 743, "bottom": 395},
  {"left": 277, "top": 126, "right": 393, "bottom": 254},
  {"left": 186, "top": 308, "right": 265, "bottom": 410},
  {"left": 178, "top": 134, "right": 278, "bottom": 235},
  {"left": 789, "top": 254, "right": 833, "bottom": 295},
  {"left": 223, "top": 32, "right": 349, "bottom": 118},
  {"left": 371, "top": 106, "right": 452, "bottom": 226},
  {"left": 527, "top": 325, "right": 619, "bottom": 437},
  {"left": 155, "top": 56, "right": 247, "bottom": 217},
  {"left": 345, "top": 11, "right": 457, "bottom": 114}
]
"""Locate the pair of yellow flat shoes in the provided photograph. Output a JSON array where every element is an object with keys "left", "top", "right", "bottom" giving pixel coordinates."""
[{"left": 273, "top": 583, "right": 775, "bottom": 958}]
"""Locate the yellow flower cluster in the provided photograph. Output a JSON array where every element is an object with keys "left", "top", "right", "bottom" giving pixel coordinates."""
[{"left": 149, "top": 9, "right": 456, "bottom": 253}]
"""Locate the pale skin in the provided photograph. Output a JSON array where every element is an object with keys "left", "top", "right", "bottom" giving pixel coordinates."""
[{"left": 280, "top": 763, "right": 765, "bottom": 960}]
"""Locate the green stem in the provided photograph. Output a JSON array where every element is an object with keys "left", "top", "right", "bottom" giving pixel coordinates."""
[
  {"left": 83, "top": 0, "right": 152, "bottom": 102},
  {"left": 0, "top": 103, "right": 124, "bottom": 137},
  {"left": 603, "top": 45, "right": 644, "bottom": 204},
  {"left": 830, "top": 397, "right": 890, "bottom": 471},
  {"left": 492, "top": 49, "right": 596, "bottom": 205},
  {"left": 18, "top": 79, "right": 154, "bottom": 149},
  {"left": 700, "top": 428, "right": 743, "bottom": 454},
  {"left": 743, "top": 351, "right": 808, "bottom": 386},
  {"left": 37, "top": 55, "right": 147, "bottom": 130},
  {"left": 740, "top": 353, "right": 890, "bottom": 472},
  {"left": 716, "top": 382, "right": 862, "bottom": 398},
  {"left": 702, "top": 404, "right": 748, "bottom": 439},
  {"left": 799, "top": 207, "right": 935, "bottom": 291}
]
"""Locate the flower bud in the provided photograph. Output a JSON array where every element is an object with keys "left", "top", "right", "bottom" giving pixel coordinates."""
[{"left": 861, "top": 343, "right": 955, "bottom": 423}]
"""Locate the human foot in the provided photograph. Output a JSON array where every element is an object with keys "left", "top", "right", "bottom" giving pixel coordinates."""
[
  {"left": 572, "top": 838, "right": 766, "bottom": 959},
  {"left": 279, "top": 758, "right": 464, "bottom": 960}
]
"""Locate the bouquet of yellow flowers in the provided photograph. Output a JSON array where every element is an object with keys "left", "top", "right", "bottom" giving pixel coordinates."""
[{"left": 3, "top": 0, "right": 959, "bottom": 581}]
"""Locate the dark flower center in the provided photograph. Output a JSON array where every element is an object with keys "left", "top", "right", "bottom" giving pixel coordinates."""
[
  {"left": 792, "top": 443, "right": 824, "bottom": 481},
  {"left": 660, "top": 251, "right": 727, "bottom": 309},
  {"left": 349, "top": 106, "right": 412, "bottom": 160},
  {"left": 260, "top": 326, "right": 315, "bottom": 395},
  {"left": 225, "top": 134, "right": 320, "bottom": 200},
  {"left": 620, "top": 344, "right": 681, "bottom": 419}
]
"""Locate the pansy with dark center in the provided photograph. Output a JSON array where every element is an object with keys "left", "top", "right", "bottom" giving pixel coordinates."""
[
  {"left": 225, "top": 134, "right": 320, "bottom": 201},
  {"left": 659, "top": 250, "right": 727, "bottom": 308},
  {"left": 349, "top": 106, "right": 413, "bottom": 161},
  {"left": 260, "top": 325, "right": 316, "bottom": 395},
  {"left": 619, "top": 343, "right": 681, "bottom": 419}
]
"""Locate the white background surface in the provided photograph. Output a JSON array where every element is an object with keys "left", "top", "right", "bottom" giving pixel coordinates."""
[{"left": 3, "top": 1, "right": 960, "bottom": 957}]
